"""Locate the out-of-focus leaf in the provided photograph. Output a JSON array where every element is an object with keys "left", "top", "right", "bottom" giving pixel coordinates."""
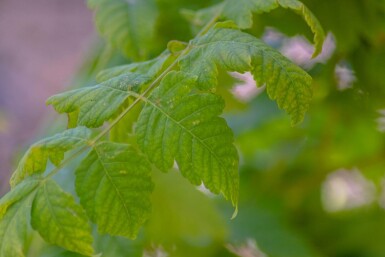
[
  {"left": 146, "top": 170, "right": 227, "bottom": 256},
  {"left": 229, "top": 205, "right": 320, "bottom": 257},
  {"left": 88, "top": 0, "right": 158, "bottom": 59}
]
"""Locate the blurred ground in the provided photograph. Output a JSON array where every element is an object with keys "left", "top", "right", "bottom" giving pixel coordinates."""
[{"left": 0, "top": 0, "right": 94, "bottom": 194}]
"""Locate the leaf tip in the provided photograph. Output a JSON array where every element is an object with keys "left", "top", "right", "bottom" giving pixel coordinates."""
[
  {"left": 311, "top": 48, "right": 322, "bottom": 59},
  {"left": 45, "top": 97, "right": 53, "bottom": 106},
  {"left": 231, "top": 205, "right": 238, "bottom": 220}
]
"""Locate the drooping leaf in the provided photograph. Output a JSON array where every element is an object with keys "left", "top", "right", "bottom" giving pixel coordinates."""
[
  {"left": 88, "top": 0, "right": 158, "bottom": 59},
  {"left": 304, "top": 0, "right": 384, "bottom": 52},
  {"left": 75, "top": 142, "right": 153, "bottom": 239},
  {"left": 96, "top": 50, "right": 173, "bottom": 83},
  {"left": 10, "top": 127, "right": 92, "bottom": 187},
  {"left": 47, "top": 73, "right": 150, "bottom": 128},
  {"left": 223, "top": 0, "right": 325, "bottom": 56},
  {"left": 0, "top": 176, "right": 40, "bottom": 219},
  {"left": 31, "top": 179, "right": 93, "bottom": 256},
  {"left": 135, "top": 71, "right": 239, "bottom": 207},
  {"left": 180, "top": 23, "right": 312, "bottom": 124},
  {"left": 0, "top": 177, "right": 40, "bottom": 257}
]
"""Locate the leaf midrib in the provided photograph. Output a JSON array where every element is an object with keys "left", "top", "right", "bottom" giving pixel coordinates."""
[
  {"left": 138, "top": 93, "right": 235, "bottom": 196},
  {"left": 93, "top": 146, "right": 132, "bottom": 233}
]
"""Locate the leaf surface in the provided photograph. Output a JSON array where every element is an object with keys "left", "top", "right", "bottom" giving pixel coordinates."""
[
  {"left": 47, "top": 73, "right": 150, "bottom": 128},
  {"left": 0, "top": 177, "right": 40, "bottom": 257},
  {"left": 76, "top": 142, "right": 153, "bottom": 239},
  {"left": 223, "top": 0, "right": 325, "bottom": 56},
  {"left": 136, "top": 71, "right": 239, "bottom": 207},
  {"left": 180, "top": 24, "right": 312, "bottom": 124},
  {"left": 31, "top": 179, "right": 93, "bottom": 256},
  {"left": 0, "top": 198, "right": 32, "bottom": 257},
  {"left": 10, "top": 127, "right": 92, "bottom": 187}
]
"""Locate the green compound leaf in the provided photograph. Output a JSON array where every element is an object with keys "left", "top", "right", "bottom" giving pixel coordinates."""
[
  {"left": 10, "top": 127, "right": 92, "bottom": 187},
  {"left": 180, "top": 24, "right": 312, "bottom": 124},
  {"left": 75, "top": 142, "right": 153, "bottom": 239},
  {"left": 136, "top": 71, "right": 239, "bottom": 208},
  {"left": 31, "top": 179, "right": 94, "bottom": 256},
  {"left": 88, "top": 0, "right": 158, "bottom": 59},
  {"left": 96, "top": 50, "right": 173, "bottom": 83},
  {"left": 47, "top": 73, "right": 151, "bottom": 128},
  {"left": 0, "top": 177, "right": 40, "bottom": 257},
  {"left": 223, "top": 0, "right": 325, "bottom": 57}
]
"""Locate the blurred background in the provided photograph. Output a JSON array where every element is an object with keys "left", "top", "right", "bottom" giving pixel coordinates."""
[
  {"left": 0, "top": 0, "right": 94, "bottom": 194},
  {"left": 1, "top": 0, "right": 385, "bottom": 256}
]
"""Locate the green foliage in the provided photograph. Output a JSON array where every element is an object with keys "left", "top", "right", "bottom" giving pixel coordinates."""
[
  {"left": 180, "top": 22, "right": 312, "bottom": 124},
  {"left": 303, "top": 0, "right": 385, "bottom": 52},
  {"left": 31, "top": 179, "right": 93, "bottom": 256},
  {"left": 76, "top": 142, "right": 153, "bottom": 238},
  {"left": 10, "top": 128, "right": 92, "bottom": 187},
  {"left": 0, "top": 178, "right": 40, "bottom": 257},
  {"left": 136, "top": 71, "right": 239, "bottom": 207},
  {"left": 0, "top": 177, "right": 40, "bottom": 218},
  {"left": 0, "top": 0, "right": 329, "bottom": 256},
  {"left": 0, "top": 197, "right": 33, "bottom": 257},
  {"left": 47, "top": 73, "right": 151, "bottom": 128}
]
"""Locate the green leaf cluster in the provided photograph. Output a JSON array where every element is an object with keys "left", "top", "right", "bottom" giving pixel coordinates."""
[{"left": 0, "top": 0, "right": 325, "bottom": 255}]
